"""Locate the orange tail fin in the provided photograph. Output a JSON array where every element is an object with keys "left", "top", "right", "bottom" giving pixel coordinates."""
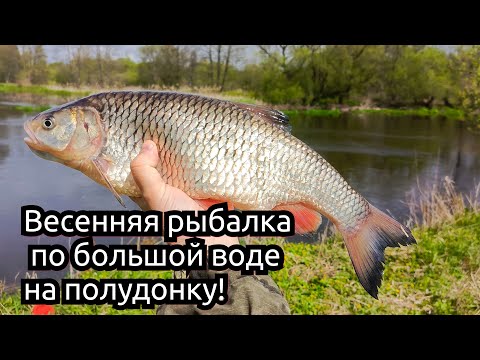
[{"left": 341, "top": 205, "right": 416, "bottom": 298}]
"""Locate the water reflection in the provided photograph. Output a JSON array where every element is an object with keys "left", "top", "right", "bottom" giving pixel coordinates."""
[
  {"left": 0, "top": 107, "right": 15, "bottom": 165},
  {"left": 291, "top": 113, "right": 480, "bottom": 218},
  {"left": 0, "top": 144, "right": 9, "bottom": 166}
]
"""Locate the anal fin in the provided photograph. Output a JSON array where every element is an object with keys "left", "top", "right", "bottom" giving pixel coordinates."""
[
  {"left": 273, "top": 203, "right": 322, "bottom": 234},
  {"left": 194, "top": 198, "right": 234, "bottom": 211}
]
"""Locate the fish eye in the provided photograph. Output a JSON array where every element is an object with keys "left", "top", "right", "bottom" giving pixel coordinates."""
[{"left": 43, "top": 117, "right": 55, "bottom": 130}]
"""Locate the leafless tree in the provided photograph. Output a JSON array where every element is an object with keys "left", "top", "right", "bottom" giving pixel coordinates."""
[
  {"left": 17, "top": 45, "right": 48, "bottom": 84},
  {"left": 220, "top": 45, "right": 232, "bottom": 92},
  {"left": 200, "top": 45, "right": 241, "bottom": 91}
]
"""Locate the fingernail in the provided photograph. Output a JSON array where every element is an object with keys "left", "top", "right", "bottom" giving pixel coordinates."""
[{"left": 142, "top": 141, "right": 154, "bottom": 152}]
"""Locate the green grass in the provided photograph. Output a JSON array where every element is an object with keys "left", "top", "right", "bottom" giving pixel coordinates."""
[
  {"left": 0, "top": 83, "right": 90, "bottom": 98},
  {"left": 221, "top": 89, "right": 259, "bottom": 104},
  {"left": 283, "top": 107, "right": 465, "bottom": 120},
  {"left": 12, "top": 105, "right": 52, "bottom": 113},
  {"left": 1, "top": 211, "right": 479, "bottom": 315},
  {"left": 352, "top": 107, "right": 465, "bottom": 120},
  {"left": 283, "top": 109, "right": 343, "bottom": 117}
]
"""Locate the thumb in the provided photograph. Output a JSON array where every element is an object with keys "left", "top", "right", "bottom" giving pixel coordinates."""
[
  {"left": 131, "top": 140, "right": 202, "bottom": 213},
  {"left": 130, "top": 140, "right": 167, "bottom": 204}
]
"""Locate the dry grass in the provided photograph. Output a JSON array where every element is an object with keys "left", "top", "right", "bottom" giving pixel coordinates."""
[
  {"left": 450, "top": 268, "right": 480, "bottom": 315},
  {"left": 407, "top": 176, "right": 480, "bottom": 228}
]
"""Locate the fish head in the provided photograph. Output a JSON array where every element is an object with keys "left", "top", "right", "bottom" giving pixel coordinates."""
[{"left": 24, "top": 105, "right": 104, "bottom": 165}]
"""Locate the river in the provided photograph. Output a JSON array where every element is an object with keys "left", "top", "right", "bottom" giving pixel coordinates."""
[{"left": 1, "top": 105, "right": 479, "bottom": 284}]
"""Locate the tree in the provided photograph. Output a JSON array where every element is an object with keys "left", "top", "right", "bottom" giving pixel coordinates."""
[
  {"left": 371, "top": 46, "right": 452, "bottom": 107},
  {"left": 113, "top": 58, "right": 139, "bottom": 86},
  {"left": 220, "top": 45, "right": 232, "bottom": 92},
  {"left": 255, "top": 45, "right": 378, "bottom": 106},
  {"left": 413, "top": 47, "right": 452, "bottom": 107},
  {"left": 255, "top": 45, "right": 306, "bottom": 105},
  {"left": 455, "top": 45, "right": 480, "bottom": 118},
  {"left": 199, "top": 45, "right": 241, "bottom": 91},
  {"left": 320, "top": 45, "right": 372, "bottom": 104},
  {"left": 31, "top": 45, "right": 48, "bottom": 84},
  {"left": 258, "top": 45, "right": 296, "bottom": 76},
  {"left": 0, "top": 45, "right": 20, "bottom": 82},
  {"left": 67, "top": 45, "right": 91, "bottom": 87},
  {"left": 186, "top": 48, "right": 198, "bottom": 89},
  {"left": 297, "top": 45, "right": 327, "bottom": 105},
  {"left": 92, "top": 45, "right": 122, "bottom": 87},
  {"left": 51, "top": 62, "right": 76, "bottom": 85},
  {"left": 138, "top": 45, "right": 187, "bottom": 88},
  {"left": 18, "top": 45, "right": 49, "bottom": 84},
  {"left": 95, "top": 45, "right": 109, "bottom": 87}
]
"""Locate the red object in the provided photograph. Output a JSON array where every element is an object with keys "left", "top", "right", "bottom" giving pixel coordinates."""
[{"left": 32, "top": 304, "right": 55, "bottom": 315}]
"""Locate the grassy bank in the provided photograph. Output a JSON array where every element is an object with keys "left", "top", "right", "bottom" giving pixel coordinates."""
[
  {"left": 1, "top": 209, "right": 478, "bottom": 315},
  {"left": 10, "top": 105, "right": 51, "bottom": 113},
  {"left": 0, "top": 83, "right": 90, "bottom": 98},
  {"left": 275, "top": 211, "right": 480, "bottom": 314},
  {"left": 283, "top": 109, "right": 343, "bottom": 117},
  {"left": 0, "top": 83, "right": 260, "bottom": 105},
  {"left": 283, "top": 107, "right": 466, "bottom": 120},
  {"left": 0, "top": 83, "right": 468, "bottom": 121}
]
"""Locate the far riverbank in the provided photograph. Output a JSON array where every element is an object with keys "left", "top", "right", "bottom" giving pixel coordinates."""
[{"left": 0, "top": 83, "right": 471, "bottom": 123}]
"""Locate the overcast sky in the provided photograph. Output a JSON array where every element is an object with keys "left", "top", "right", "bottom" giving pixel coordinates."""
[
  {"left": 43, "top": 45, "right": 259, "bottom": 64},
  {"left": 43, "top": 45, "right": 456, "bottom": 64}
]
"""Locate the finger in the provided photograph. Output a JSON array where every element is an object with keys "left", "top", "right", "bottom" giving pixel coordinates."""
[
  {"left": 131, "top": 141, "right": 168, "bottom": 204},
  {"left": 131, "top": 140, "right": 202, "bottom": 212},
  {"left": 132, "top": 140, "right": 160, "bottom": 171}
]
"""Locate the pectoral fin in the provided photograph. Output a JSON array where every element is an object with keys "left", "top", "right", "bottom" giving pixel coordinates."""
[{"left": 91, "top": 157, "right": 126, "bottom": 208}]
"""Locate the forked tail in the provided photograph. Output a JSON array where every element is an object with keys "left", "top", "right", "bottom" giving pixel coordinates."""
[
  {"left": 273, "top": 201, "right": 416, "bottom": 298},
  {"left": 341, "top": 205, "right": 416, "bottom": 298}
]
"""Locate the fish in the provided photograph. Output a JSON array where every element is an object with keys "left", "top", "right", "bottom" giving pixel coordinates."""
[{"left": 23, "top": 91, "right": 416, "bottom": 298}]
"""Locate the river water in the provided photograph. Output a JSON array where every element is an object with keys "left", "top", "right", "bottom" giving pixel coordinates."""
[{"left": 1, "top": 105, "right": 479, "bottom": 283}]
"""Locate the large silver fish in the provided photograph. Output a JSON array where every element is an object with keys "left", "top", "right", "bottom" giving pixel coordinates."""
[{"left": 23, "top": 91, "right": 416, "bottom": 297}]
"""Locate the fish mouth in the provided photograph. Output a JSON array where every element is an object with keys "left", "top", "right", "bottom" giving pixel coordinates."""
[
  {"left": 23, "top": 122, "right": 41, "bottom": 149},
  {"left": 23, "top": 121, "right": 61, "bottom": 163}
]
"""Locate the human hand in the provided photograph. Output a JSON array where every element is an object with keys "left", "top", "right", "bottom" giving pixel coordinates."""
[{"left": 131, "top": 140, "right": 238, "bottom": 246}]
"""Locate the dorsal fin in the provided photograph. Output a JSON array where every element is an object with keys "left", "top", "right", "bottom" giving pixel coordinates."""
[{"left": 236, "top": 103, "right": 292, "bottom": 133}]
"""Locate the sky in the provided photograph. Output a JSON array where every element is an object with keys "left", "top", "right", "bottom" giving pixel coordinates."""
[
  {"left": 43, "top": 45, "right": 457, "bottom": 64},
  {"left": 43, "top": 45, "right": 259, "bottom": 64},
  {"left": 44, "top": 45, "right": 142, "bottom": 62}
]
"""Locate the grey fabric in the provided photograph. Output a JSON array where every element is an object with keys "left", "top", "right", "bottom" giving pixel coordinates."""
[{"left": 156, "top": 269, "right": 290, "bottom": 315}]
